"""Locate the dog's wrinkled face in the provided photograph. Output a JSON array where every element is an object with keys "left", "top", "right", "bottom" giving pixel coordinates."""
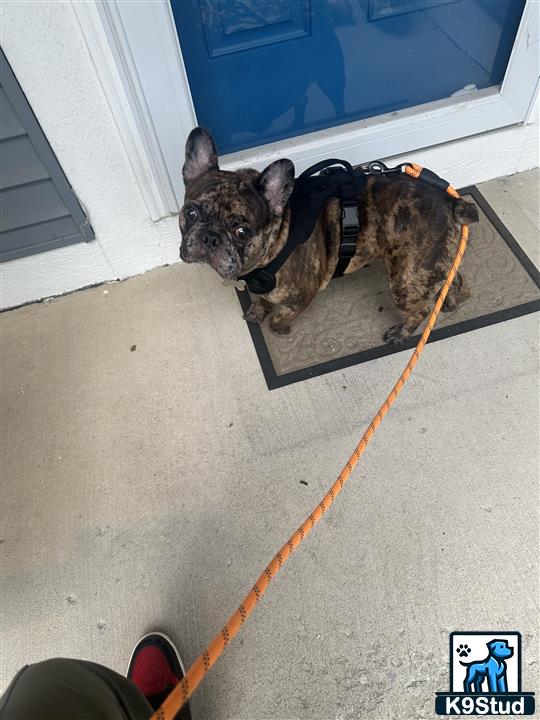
[{"left": 179, "top": 128, "right": 295, "bottom": 280}]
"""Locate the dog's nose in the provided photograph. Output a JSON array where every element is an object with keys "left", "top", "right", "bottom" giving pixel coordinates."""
[{"left": 202, "top": 232, "right": 221, "bottom": 250}]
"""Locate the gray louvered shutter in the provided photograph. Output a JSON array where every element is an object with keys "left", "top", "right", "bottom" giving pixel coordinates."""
[{"left": 0, "top": 49, "right": 94, "bottom": 262}]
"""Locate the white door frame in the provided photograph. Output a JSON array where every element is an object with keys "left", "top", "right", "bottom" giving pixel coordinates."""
[{"left": 73, "top": 0, "right": 539, "bottom": 221}]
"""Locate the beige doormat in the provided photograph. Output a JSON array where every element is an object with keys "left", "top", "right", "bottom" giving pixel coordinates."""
[{"left": 238, "top": 186, "right": 540, "bottom": 389}]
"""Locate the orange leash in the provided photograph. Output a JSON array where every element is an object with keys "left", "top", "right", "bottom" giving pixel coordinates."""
[{"left": 152, "top": 165, "right": 469, "bottom": 720}]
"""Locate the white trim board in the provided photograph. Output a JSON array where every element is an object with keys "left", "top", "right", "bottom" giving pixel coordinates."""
[{"left": 72, "top": 1, "right": 187, "bottom": 220}]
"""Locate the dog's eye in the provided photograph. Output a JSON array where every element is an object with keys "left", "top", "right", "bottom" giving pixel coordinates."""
[
  {"left": 184, "top": 206, "right": 199, "bottom": 221},
  {"left": 235, "top": 226, "right": 250, "bottom": 240}
]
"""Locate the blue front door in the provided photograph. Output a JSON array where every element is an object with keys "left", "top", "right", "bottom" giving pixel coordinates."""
[{"left": 171, "top": 0, "right": 525, "bottom": 154}]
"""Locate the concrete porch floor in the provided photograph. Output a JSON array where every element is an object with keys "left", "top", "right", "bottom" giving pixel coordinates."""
[{"left": 1, "top": 171, "right": 538, "bottom": 719}]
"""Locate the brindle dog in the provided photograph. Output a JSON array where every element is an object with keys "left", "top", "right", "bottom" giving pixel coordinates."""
[{"left": 179, "top": 128, "right": 478, "bottom": 343}]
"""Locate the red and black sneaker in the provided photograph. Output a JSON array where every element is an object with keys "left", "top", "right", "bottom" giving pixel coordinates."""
[{"left": 127, "top": 631, "right": 192, "bottom": 720}]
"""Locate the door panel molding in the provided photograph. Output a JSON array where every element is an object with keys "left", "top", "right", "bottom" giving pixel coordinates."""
[
  {"left": 201, "top": 0, "right": 311, "bottom": 57},
  {"left": 72, "top": 0, "right": 538, "bottom": 220}
]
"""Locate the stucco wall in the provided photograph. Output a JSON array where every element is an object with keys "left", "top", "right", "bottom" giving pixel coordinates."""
[
  {"left": 1, "top": 0, "right": 180, "bottom": 310},
  {"left": 1, "top": 0, "right": 538, "bottom": 310}
]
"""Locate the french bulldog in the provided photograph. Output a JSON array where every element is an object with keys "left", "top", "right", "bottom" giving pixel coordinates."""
[{"left": 179, "top": 127, "right": 478, "bottom": 343}]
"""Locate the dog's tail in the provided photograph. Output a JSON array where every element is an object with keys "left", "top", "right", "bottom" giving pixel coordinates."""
[{"left": 453, "top": 198, "right": 479, "bottom": 224}]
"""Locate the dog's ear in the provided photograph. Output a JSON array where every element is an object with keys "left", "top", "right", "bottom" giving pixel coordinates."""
[
  {"left": 183, "top": 127, "right": 219, "bottom": 184},
  {"left": 256, "top": 159, "right": 295, "bottom": 215}
]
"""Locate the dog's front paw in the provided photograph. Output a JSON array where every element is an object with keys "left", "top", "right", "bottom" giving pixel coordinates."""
[
  {"left": 269, "top": 315, "right": 292, "bottom": 335},
  {"left": 243, "top": 300, "right": 271, "bottom": 324},
  {"left": 383, "top": 324, "right": 406, "bottom": 345}
]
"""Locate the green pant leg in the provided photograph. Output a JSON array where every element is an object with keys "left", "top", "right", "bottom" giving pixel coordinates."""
[{"left": 0, "top": 658, "right": 154, "bottom": 720}]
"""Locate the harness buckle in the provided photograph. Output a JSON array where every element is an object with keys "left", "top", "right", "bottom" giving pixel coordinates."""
[
  {"left": 341, "top": 204, "right": 357, "bottom": 227},
  {"left": 340, "top": 203, "right": 359, "bottom": 263}
]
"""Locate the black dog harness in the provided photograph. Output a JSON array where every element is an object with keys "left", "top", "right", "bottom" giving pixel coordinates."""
[
  {"left": 239, "top": 159, "right": 450, "bottom": 295},
  {"left": 239, "top": 159, "right": 399, "bottom": 295}
]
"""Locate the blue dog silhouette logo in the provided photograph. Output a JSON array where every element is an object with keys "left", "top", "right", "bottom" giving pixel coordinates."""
[
  {"left": 435, "top": 631, "right": 535, "bottom": 715},
  {"left": 459, "top": 638, "right": 513, "bottom": 693}
]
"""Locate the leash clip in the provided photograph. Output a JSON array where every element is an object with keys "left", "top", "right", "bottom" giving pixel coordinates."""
[
  {"left": 364, "top": 161, "right": 390, "bottom": 175},
  {"left": 362, "top": 161, "right": 410, "bottom": 176}
]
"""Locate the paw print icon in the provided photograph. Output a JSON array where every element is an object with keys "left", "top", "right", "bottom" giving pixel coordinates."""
[{"left": 456, "top": 643, "right": 471, "bottom": 658}]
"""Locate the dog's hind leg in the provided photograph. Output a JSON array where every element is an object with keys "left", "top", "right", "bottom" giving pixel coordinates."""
[
  {"left": 442, "top": 272, "right": 469, "bottom": 312},
  {"left": 383, "top": 263, "right": 437, "bottom": 344},
  {"left": 474, "top": 678, "right": 485, "bottom": 693},
  {"left": 383, "top": 299, "right": 432, "bottom": 345},
  {"left": 384, "top": 265, "right": 468, "bottom": 344}
]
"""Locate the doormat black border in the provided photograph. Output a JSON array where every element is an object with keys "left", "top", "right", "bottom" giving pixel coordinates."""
[{"left": 237, "top": 185, "right": 540, "bottom": 390}]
